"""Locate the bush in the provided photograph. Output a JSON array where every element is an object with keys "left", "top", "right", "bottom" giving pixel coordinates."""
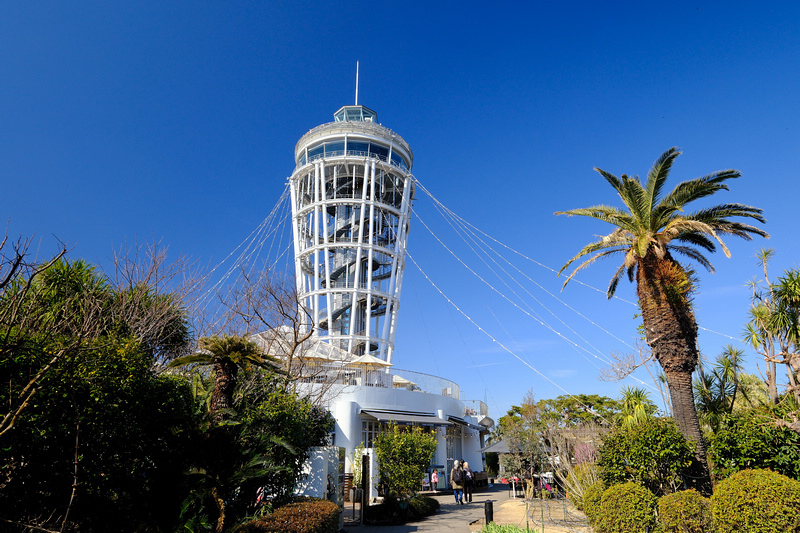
[
  {"left": 373, "top": 424, "right": 437, "bottom": 500},
  {"left": 708, "top": 411, "right": 800, "bottom": 480},
  {"left": 597, "top": 418, "right": 693, "bottom": 496},
  {"left": 711, "top": 469, "right": 800, "bottom": 533},
  {"left": 408, "top": 494, "right": 440, "bottom": 517},
  {"left": 239, "top": 499, "right": 339, "bottom": 533},
  {"left": 595, "top": 482, "right": 656, "bottom": 533},
  {"left": 657, "top": 489, "right": 711, "bottom": 533},
  {"left": 581, "top": 480, "right": 605, "bottom": 526}
]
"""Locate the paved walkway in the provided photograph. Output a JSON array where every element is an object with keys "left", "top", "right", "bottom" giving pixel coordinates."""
[{"left": 345, "top": 484, "right": 515, "bottom": 533}]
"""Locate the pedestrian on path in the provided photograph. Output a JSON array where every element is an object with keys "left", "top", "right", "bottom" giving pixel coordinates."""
[
  {"left": 450, "top": 460, "right": 464, "bottom": 504},
  {"left": 463, "top": 460, "right": 474, "bottom": 502}
]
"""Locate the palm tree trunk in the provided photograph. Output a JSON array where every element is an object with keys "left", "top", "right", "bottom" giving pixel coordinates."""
[
  {"left": 211, "top": 358, "right": 238, "bottom": 420},
  {"left": 637, "top": 254, "right": 711, "bottom": 489}
]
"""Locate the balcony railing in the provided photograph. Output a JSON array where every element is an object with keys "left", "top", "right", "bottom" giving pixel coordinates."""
[
  {"left": 462, "top": 399, "right": 489, "bottom": 418},
  {"left": 291, "top": 361, "right": 460, "bottom": 399}
]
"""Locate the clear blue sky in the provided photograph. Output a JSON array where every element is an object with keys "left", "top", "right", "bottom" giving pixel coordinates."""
[{"left": 3, "top": 2, "right": 799, "bottom": 419}]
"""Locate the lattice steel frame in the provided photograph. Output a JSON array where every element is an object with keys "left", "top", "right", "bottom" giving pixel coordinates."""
[{"left": 289, "top": 107, "right": 415, "bottom": 363}]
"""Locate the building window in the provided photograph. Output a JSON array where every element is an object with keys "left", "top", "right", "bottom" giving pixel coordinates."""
[{"left": 362, "top": 420, "right": 382, "bottom": 448}]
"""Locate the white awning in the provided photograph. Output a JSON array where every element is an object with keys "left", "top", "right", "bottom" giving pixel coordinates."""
[{"left": 361, "top": 410, "right": 452, "bottom": 426}]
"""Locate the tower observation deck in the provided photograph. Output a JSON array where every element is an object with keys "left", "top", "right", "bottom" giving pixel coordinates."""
[{"left": 289, "top": 105, "right": 415, "bottom": 363}]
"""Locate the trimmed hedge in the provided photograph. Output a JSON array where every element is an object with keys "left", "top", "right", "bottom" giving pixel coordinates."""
[
  {"left": 595, "top": 482, "right": 655, "bottom": 533},
  {"left": 711, "top": 468, "right": 800, "bottom": 533},
  {"left": 408, "top": 494, "right": 440, "bottom": 517},
  {"left": 239, "top": 499, "right": 339, "bottom": 533},
  {"left": 597, "top": 418, "right": 693, "bottom": 495},
  {"left": 657, "top": 489, "right": 711, "bottom": 533},
  {"left": 581, "top": 480, "right": 605, "bottom": 527}
]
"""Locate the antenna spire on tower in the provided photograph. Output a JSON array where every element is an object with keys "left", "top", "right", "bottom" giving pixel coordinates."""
[{"left": 355, "top": 61, "right": 359, "bottom": 105}]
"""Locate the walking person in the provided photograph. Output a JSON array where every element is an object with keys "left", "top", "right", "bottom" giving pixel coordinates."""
[
  {"left": 431, "top": 468, "right": 439, "bottom": 492},
  {"left": 450, "top": 460, "right": 464, "bottom": 504},
  {"left": 463, "top": 460, "right": 474, "bottom": 502}
]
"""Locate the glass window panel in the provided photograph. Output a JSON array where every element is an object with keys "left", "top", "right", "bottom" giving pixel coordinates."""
[
  {"left": 325, "top": 141, "right": 344, "bottom": 156},
  {"left": 369, "top": 143, "right": 389, "bottom": 160},
  {"left": 348, "top": 141, "right": 369, "bottom": 155},
  {"left": 308, "top": 145, "right": 324, "bottom": 160}
]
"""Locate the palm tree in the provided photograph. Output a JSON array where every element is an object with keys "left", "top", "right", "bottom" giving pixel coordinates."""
[
  {"left": 744, "top": 252, "right": 800, "bottom": 405},
  {"left": 169, "top": 335, "right": 282, "bottom": 421},
  {"left": 693, "top": 345, "right": 765, "bottom": 433},
  {"left": 618, "top": 386, "right": 658, "bottom": 428},
  {"left": 557, "top": 147, "right": 767, "bottom": 483}
]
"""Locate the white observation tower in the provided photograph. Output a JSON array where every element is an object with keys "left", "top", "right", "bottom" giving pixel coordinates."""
[{"left": 289, "top": 104, "right": 415, "bottom": 364}]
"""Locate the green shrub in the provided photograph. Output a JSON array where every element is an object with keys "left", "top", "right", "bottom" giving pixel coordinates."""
[
  {"left": 711, "top": 468, "right": 800, "bottom": 533},
  {"left": 708, "top": 411, "right": 800, "bottom": 479},
  {"left": 597, "top": 418, "right": 693, "bottom": 496},
  {"left": 657, "top": 489, "right": 711, "bottom": 533},
  {"left": 595, "top": 482, "right": 656, "bottom": 533},
  {"left": 239, "top": 499, "right": 339, "bottom": 533},
  {"left": 408, "top": 494, "right": 440, "bottom": 517},
  {"left": 374, "top": 424, "right": 437, "bottom": 500},
  {"left": 581, "top": 480, "right": 605, "bottom": 527}
]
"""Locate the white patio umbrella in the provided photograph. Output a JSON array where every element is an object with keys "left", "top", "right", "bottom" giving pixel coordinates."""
[
  {"left": 348, "top": 354, "right": 393, "bottom": 369},
  {"left": 392, "top": 374, "right": 417, "bottom": 389}
]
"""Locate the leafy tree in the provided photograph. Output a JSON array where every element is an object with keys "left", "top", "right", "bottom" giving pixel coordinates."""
[
  {"left": 499, "top": 392, "right": 549, "bottom": 481},
  {"left": 707, "top": 407, "right": 800, "bottom": 480},
  {"left": 173, "top": 360, "right": 333, "bottom": 533},
  {"left": 373, "top": 424, "right": 436, "bottom": 500},
  {"left": 0, "top": 257, "right": 195, "bottom": 532},
  {"left": 537, "top": 394, "right": 620, "bottom": 428},
  {"left": 557, "top": 147, "right": 767, "bottom": 487},
  {"left": 237, "top": 376, "right": 334, "bottom": 502},
  {"left": 597, "top": 418, "right": 694, "bottom": 496}
]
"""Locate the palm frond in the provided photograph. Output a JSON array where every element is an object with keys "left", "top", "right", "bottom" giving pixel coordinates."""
[
  {"left": 664, "top": 219, "right": 731, "bottom": 257},
  {"left": 594, "top": 167, "right": 623, "bottom": 193},
  {"left": 620, "top": 174, "right": 649, "bottom": 226},
  {"left": 661, "top": 169, "right": 739, "bottom": 208},
  {"left": 168, "top": 352, "right": 215, "bottom": 368},
  {"left": 555, "top": 205, "right": 636, "bottom": 232},
  {"left": 645, "top": 147, "right": 681, "bottom": 220},
  {"left": 690, "top": 203, "right": 767, "bottom": 225},
  {"left": 607, "top": 262, "right": 627, "bottom": 298},
  {"left": 673, "top": 232, "right": 716, "bottom": 253},
  {"left": 669, "top": 245, "right": 715, "bottom": 273},
  {"left": 557, "top": 232, "right": 633, "bottom": 276},
  {"left": 560, "top": 247, "right": 629, "bottom": 290}
]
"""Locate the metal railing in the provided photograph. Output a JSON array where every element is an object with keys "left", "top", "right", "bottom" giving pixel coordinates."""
[
  {"left": 296, "top": 120, "right": 413, "bottom": 160},
  {"left": 462, "top": 400, "right": 489, "bottom": 418},
  {"left": 292, "top": 361, "right": 461, "bottom": 399}
]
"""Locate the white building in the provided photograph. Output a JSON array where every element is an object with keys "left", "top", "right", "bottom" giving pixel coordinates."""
[{"left": 283, "top": 103, "right": 493, "bottom": 496}]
